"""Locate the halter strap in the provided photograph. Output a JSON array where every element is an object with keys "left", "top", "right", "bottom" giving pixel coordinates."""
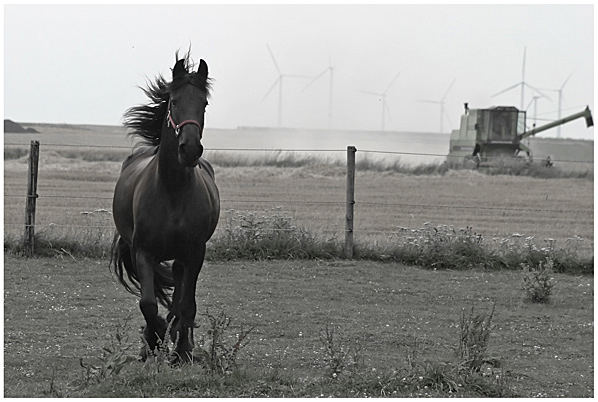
[{"left": 167, "top": 102, "right": 202, "bottom": 136}]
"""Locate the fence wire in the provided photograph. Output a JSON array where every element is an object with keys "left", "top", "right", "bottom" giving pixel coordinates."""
[
  {"left": 4, "top": 142, "right": 593, "bottom": 239},
  {"left": 5, "top": 142, "right": 594, "bottom": 164}
]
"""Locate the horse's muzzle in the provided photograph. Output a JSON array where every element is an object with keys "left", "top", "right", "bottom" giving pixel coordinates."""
[{"left": 178, "top": 143, "right": 203, "bottom": 167}]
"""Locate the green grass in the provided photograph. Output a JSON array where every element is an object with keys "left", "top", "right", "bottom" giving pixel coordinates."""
[{"left": 4, "top": 255, "right": 593, "bottom": 397}]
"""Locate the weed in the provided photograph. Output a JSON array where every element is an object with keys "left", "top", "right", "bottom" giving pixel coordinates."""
[
  {"left": 4, "top": 209, "right": 591, "bottom": 275},
  {"left": 522, "top": 258, "right": 556, "bottom": 303},
  {"left": 318, "top": 324, "right": 362, "bottom": 377},
  {"left": 79, "top": 317, "right": 137, "bottom": 384},
  {"left": 195, "top": 310, "right": 255, "bottom": 375}
]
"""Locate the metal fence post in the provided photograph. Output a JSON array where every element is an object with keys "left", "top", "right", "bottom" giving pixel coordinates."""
[
  {"left": 345, "top": 145, "right": 357, "bottom": 258},
  {"left": 24, "top": 140, "right": 40, "bottom": 256}
]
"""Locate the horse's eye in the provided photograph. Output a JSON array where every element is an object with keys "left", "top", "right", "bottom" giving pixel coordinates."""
[{"left": 171, "top": 99, "right": 177, "bottom": 107}]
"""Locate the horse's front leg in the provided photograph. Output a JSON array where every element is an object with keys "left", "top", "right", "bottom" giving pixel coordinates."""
[
  {"left": 170, "top": 243, "right": 206, "bottom": 364},
  {"left": 135, "top": 249, "right": 168, "bottom": 359}
]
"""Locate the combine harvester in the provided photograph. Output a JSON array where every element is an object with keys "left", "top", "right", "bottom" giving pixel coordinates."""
[{"left": 448, "top": 104, "right": 593, "bottom": 167}]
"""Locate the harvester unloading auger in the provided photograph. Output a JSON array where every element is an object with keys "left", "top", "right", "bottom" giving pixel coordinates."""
[{"left": 448, "top": 104, "right": 593, "bottom": 167}]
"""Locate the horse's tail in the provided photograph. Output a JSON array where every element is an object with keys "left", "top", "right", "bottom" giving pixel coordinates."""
[{"left": 110, "top": 232, "right": 174, "bottom": 309}]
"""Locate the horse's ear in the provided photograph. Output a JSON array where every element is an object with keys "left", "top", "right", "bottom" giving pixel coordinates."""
[
  {"left": 172, "top": 58, "right": 186, "bottom": 80},
  {"left": 198, "top": 59, "right": 208, "bottom": 81}
]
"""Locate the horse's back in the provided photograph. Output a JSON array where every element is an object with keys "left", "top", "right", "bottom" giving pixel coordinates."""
[{"left": 121, "top": 145, "right": 157, "bottom": 171}]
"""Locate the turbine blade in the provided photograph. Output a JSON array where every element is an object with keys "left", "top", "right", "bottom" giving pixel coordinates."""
[
  {"left": 303, "top": 68, "right": 329, "bottom": 91},
  {"left": 418, "top": 99, "right": 441, "bottom": 104},
  {"left": 442, "top": 78, "right": 456, "bottom": 100},
  {"left": 383, "top": 72, "right": 401, "bottom": 94},
  {"left": 561, "top": 73, "right": 573, "bottom": 90},
  {"left": 524, "top": 83, "right": 552, "bottom": 102},
  {"left": 262, "top": 77, "right": 280, "bottom": 101},
  {"left": 266, "top": 44, "right": 281, "bottom": 74},
  {"left": 491, "top": 82, "right": 521, "bottom": 97}
]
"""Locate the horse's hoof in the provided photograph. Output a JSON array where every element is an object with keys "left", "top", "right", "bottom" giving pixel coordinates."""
[{"left": 169, "top": 351, "right": 193, "bottom": 366}]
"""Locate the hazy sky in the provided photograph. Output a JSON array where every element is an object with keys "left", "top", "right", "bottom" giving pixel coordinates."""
[{"left": 4, "top": 4, "right": 595, "bottom": 138}]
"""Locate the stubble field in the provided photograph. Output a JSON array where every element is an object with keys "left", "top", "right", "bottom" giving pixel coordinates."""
[{"left": 4, "top": 144, "right": 594, "bottom": 256}]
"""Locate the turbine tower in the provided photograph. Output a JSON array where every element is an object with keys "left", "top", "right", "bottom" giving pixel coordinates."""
[
  {"left": 491, "top": 46, "right": 550, "bottom": 110},
  {"left": 263, "top": 44, "right": 310, "bottom": 127},
  {"left": 418, "top": 78, "right": 456, "bottom": 133},
  {"left": 303, "top": 57, "right": 334, "bottom": 129},
  {"left": 360, "top": 72, "right": 400, "bottom": 131},
  {"left": 539, "top": 73, "right": 573, "bottom": 138}
]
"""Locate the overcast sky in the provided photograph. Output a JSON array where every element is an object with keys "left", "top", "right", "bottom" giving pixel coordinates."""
[{"left": 4, "top": 4, "right": 595, "bottom": 138}]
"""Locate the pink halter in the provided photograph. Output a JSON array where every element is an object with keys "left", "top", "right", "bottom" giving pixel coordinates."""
[{"left": 167, "top": 102, "right": 201, "bottom": 136}]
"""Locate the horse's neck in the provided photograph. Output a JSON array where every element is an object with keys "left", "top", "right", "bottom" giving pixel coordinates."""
[{"left": 157, "top": 123, "right": 190, "bottom": 188}]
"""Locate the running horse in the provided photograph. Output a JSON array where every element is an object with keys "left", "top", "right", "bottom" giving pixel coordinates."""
[{"left": 111, "top": 53, "right": 220, "bottom": 364}]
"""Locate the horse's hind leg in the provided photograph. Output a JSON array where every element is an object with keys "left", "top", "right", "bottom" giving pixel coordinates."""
[{"left": 135, "top": 249, "right": 167, "bottom": 358}]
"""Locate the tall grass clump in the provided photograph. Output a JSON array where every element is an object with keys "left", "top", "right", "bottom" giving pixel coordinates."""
[
  {"left": 480, "top": 158, "right": 593, "bottom": 179},
  {"left": 355, "top": 154, "right": 449, "bottom": 175},
  {"left": 205, "top": 150, "right": 330, "bottom": 169},
  {"left": 207, "top": 209, "right": 341, "bottom": 260},
  {"left": 457, "top": 304, "right": 498, "bottom": 373}
]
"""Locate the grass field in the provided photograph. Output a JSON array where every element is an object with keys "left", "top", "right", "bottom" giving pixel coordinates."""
[
  {"left": 3, "top": 123, "right": 594, "bottom": 396},
  {"left": 3, "top": 255, "right": 593, "bottom": 397}
]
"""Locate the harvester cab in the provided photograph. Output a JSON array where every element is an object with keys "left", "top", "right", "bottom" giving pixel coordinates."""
[{"left": 448, "top": 104, "right": 593, "bottom": 167}]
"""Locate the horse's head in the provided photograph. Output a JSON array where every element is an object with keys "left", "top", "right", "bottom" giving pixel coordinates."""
[{"left": 168, "top": 57, "right": 210, "bottom": 167}]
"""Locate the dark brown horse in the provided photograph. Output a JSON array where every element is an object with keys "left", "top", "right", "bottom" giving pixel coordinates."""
[{"left": 111, "top": 53, "right": 220, "bottom": 363}]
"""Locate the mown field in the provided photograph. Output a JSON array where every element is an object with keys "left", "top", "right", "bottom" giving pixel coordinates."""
[{"left": 3, "top": 255, "right": 594, "bottom": 397}]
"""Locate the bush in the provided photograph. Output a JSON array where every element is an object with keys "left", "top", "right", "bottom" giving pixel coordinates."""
[{"left": 522, "top": 258, "right": 556, "bottom": 303}]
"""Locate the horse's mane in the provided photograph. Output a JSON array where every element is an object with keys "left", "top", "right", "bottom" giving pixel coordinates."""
[{"left": 123, "top": 51, "right": 212, "bottom": 147}]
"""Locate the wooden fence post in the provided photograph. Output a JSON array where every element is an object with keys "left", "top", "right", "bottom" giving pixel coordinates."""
[
  {"left": 24, "top": 140, "right": 40, "bottom": 256},
  {"left": 345, "top": 145, "right": 357, "bottom": 258}
]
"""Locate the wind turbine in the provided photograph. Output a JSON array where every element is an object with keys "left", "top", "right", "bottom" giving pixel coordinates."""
[
  {"left": 303, "top": 57, "right": 334, "bottom": 129},
  {"left": 491, "top": 46, "right": 550, "bottom": 110},
  {"left": 359, "top": 72, "right": 401, "bottom": 131},
  {"left": 418, "top": 78, "right": 456, "bottom": 133},
  {"left": 262, "top": 44, "right": 311, "bottom": 127},
  {"left": 526, "top": 95, "right": 543, "bottom": 128},
  {"left": 538, "top": 73, "right": 573, "bottom": 137}
]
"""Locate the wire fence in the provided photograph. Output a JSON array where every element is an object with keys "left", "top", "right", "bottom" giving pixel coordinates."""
[
  {"left": 4, "top": 142, "right": 595, "bottom": 164},
  {"left": 4, "top": 141, "right": 594, "bottom": 248}
]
